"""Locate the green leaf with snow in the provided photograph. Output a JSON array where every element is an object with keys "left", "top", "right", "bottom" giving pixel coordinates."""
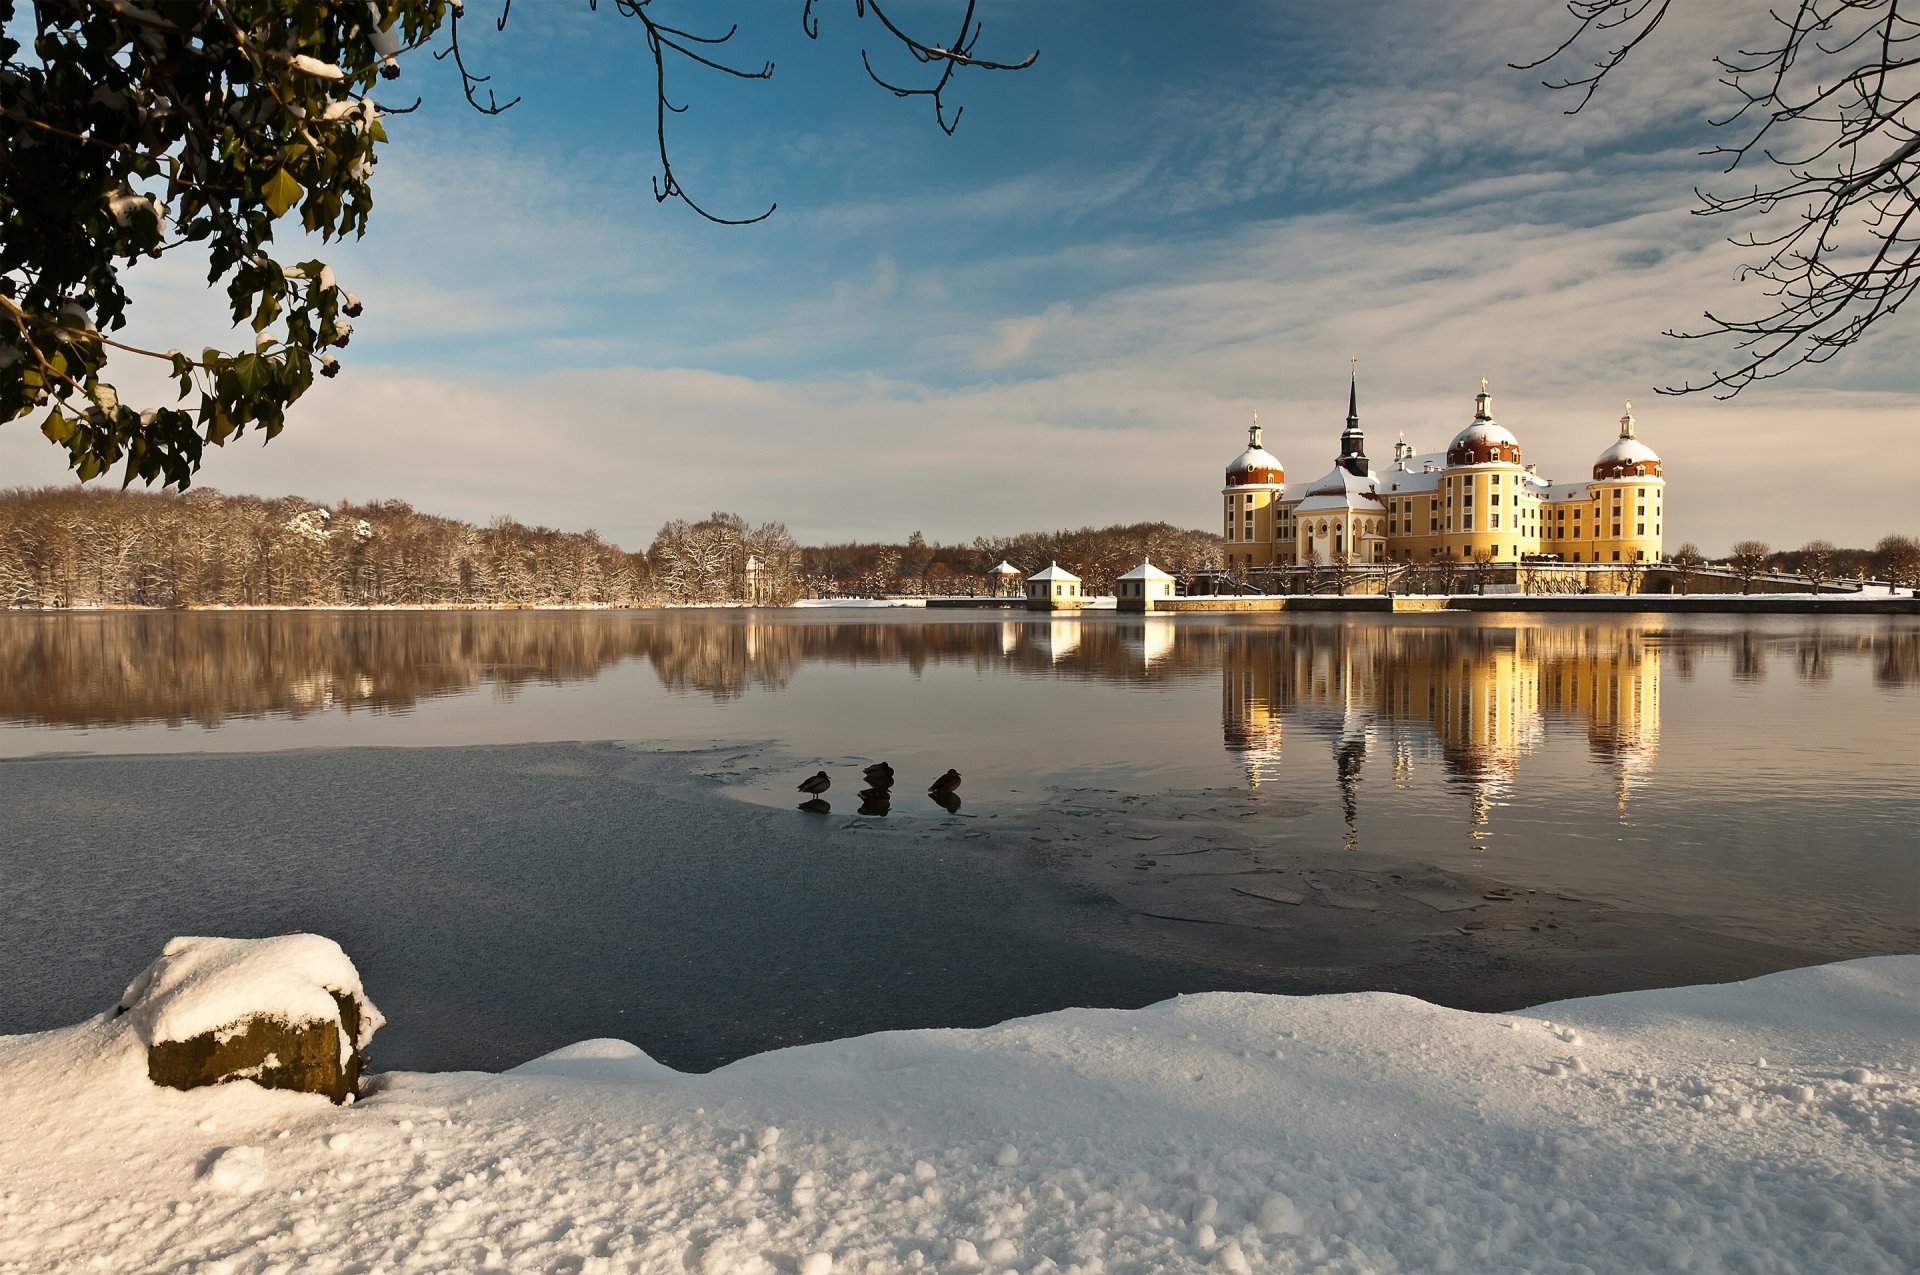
[{"left": 262, "top": 169, "right": 305, "bottom": 219}]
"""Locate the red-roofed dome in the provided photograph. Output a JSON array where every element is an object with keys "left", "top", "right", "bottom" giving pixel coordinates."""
[
  {"left": 1593, "top": 405, "right": 1662, "bottom": 479},
  {"left": 1226, "top": 417, "right": 1284, "bottom": 487},
  {"left": 1445, "top": 382, "right": 1522, "bottom": 467}
]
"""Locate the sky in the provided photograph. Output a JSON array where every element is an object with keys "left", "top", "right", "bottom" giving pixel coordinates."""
[{"left": 2, "top": 0, "right": 1913, "bottom": 555}]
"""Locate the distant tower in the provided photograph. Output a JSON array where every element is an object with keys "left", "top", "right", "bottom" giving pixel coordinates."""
[{"left": 1337, "top": 360, "right": 1369, "bottom": 477}]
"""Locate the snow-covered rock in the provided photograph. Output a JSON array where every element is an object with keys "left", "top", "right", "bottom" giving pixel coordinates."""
[{"left": 115, "top": 934, "right": 382, "bottom": 1104}]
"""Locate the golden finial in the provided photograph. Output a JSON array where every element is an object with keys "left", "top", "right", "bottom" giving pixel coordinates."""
[{"left": 1481, "top": 375, "right": 1489, "bottom": 393}]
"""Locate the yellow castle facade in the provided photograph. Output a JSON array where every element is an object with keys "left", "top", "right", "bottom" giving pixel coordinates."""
[{"left": 1222, "top": 379, "right": 1665, "bottom": 570}]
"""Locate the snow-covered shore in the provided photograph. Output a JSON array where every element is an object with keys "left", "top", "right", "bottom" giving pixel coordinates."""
[{"left": 2, "top": 958, "right": 1913, "bottom": 1274}]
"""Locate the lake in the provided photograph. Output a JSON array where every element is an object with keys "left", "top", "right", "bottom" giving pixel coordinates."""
[{"left": 1, "top": 609, "right": 1914, "bottom": 1072}]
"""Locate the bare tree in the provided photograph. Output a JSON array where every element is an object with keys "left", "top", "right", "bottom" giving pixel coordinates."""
[
  {"left": 1799, "top": 539, "right": 1839, "bottom": 591},
  {"left": 1671, "top": 541, "right": 1704, "bottom": 593},
  {"left": 1522, "top": 1, "right": 1918, "bottom": 395},
  {"left": 1875, "top": 532, "right": 1920, "bottom": 591},
  {"left": 1618, "top": 556, "right": 1648, "bottom": 595},
  {"left": 1729, "top": 539, "right": 1773, "bottom": 594},
  {"left": 1330, "top": 549, "right": 1358, "bottom": 596},
  {"left": 1298, "top": 555, "right": 1324, "bottom": 596},
  {"left": 1468, "top": 548, "right": 1498, "bottom": 595}
]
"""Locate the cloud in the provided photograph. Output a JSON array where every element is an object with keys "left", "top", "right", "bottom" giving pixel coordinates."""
[{"left": 4, "top": 0, "right": 1908, "bottom": 558}]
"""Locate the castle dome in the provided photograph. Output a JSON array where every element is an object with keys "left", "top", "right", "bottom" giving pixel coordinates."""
[
  {"left": 1445, "top": 380, "right": 1522, "bottom": 467},
  {"left": 1593, "top": 403, "right": 1662, "bottom": 479},
  {"left": 1226, "top": 414, "right": 1284, "bottom": 487}
]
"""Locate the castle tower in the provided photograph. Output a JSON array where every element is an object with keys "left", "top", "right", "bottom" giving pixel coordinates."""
[
  {"left": 1337, "top": 367, "right": 1369, "bottom": 478},
  {"left": 1587, "top": 402, "right": 1665, "bottom": 567},
  {"left": 1437, "top": 379, "right": 1541, "bottom": 563},
  {"left": 1221, "top": 413, "right": 1289, "bottom": 571}
]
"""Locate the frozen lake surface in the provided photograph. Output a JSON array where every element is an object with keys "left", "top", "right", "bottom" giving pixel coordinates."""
[{"left": 1, "top": 610, "right": 1914, "bottom": 1070}]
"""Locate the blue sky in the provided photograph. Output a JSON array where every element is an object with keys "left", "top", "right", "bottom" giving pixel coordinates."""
[{"left": 3, "top": 0, "right": 1912, "bottom": 552}]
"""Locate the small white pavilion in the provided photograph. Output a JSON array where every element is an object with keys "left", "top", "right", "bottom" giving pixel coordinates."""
[
  {"left": 1116, "top": 560, "right": 1176, "bottom": 612},
  {"left": 1024, "top": 562, "right": 1083, "bottom": 612},
  {"left": 992, "top": 560, "right": 1024, "bottom": 598}
]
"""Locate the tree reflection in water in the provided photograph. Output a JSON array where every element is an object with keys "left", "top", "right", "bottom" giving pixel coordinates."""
[{"left": 0, "top": 613, "right": 1910, "bottom": 752}]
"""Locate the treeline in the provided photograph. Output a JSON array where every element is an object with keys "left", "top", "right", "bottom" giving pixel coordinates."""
[
  {"left": 0, "top": 488, "right": 1223, "bottom": 608},
  {"left": 0, "top": 487, "right": 661, "bottom": 608},
  {"left": 802, "top": 521, "right": 1223, "bottom": 597},
  {"left": 1700, "top": 537, "right": 1920, "bottom": 590}
]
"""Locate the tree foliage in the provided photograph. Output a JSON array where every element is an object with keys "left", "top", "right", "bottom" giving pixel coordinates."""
[
  {"left": 1523, "top": 0, "right": 1917, "bottom": 395},
  {"left": 1, "top": 1, "right": 1033, "bottom": 488},
  {"left": 1, "top": 0, "right": 440, "bottom": 487}
]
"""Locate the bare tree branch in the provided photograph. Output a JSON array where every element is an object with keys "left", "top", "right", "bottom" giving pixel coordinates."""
[
  {"left": 443, "top": 1, "right": 1036, "bottom": 223},
  {"left": 1524, "top": 0, "right": 1918, "bottom": 396}
]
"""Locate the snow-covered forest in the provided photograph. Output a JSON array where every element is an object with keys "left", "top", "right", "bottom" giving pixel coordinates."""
[{"left": 0, "top": 488, "right": 1223, "bottom": 608}]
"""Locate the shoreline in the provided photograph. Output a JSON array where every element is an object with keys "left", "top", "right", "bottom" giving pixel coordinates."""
[
  {"left": 3, "top": 593, "right": 1916, "bottom": 615},
  {"left": 1, "top": 955, "right": 1912, "bottom": 1273}
]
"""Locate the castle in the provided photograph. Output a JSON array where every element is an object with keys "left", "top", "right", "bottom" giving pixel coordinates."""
[{"left": 1221, "top": 377, "right": 1665, "bottom": 570}]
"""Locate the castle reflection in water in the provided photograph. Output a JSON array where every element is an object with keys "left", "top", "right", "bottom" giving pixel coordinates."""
[
  {"left": 1211, "top": 622, "right": 1660, "bottom": 843},
  {"left": 1, "top": 613, "right": 1912, "bottom": 848}
]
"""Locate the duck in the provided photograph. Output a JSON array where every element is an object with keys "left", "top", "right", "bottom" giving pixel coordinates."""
[
  {"left": 862, "top": 762, "right": 895, "bottom": 787},
  {"left": 797, "top": 771, "right": 831, "bottom": 795},
  {"left": 927, "top": 769, "right": 962, "bottom": 794}
]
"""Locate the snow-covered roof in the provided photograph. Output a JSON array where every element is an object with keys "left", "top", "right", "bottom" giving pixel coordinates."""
[
  {"left": 1379, "top": 451, "right": 1447, "bottom": 494},
  {"left": 1293, "top": 466, "right": 1383, "bottom": 514},
  {"left": 1225, "top": 446, "right": 1286, "bottom": 478},
  {"left": 992, "top": 560, "right": 1023, "bottom": 575},
  {"left": 1028, "top": 562, "right": 1081, "bottom": 582},
  {"left": 1595, "top": 436, "right": 1661, "bottom": 468},
  {"left": 1448, "top": 420, "right": 1520, "bottom": 454},
  {"left": 1117, "top": 561, "right": 1174, "bottom": 581}
]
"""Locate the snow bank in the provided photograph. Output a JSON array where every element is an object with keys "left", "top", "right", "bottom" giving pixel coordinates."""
[
  {"left": 1, "top": 957, "right": 1913, "bottom": 1273},
  {"left": 117, "top": 934, "right": 382, "bottom": 1050}
]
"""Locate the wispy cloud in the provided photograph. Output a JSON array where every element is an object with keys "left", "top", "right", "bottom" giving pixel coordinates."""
[{"left": 3, "top": 0, "right": 1909, "bottom": 556}]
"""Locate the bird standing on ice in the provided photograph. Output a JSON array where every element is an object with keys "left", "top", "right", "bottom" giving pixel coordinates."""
[
  {"left": 797, "top": 771, "right": 831, "bottom": 795},
  {"left": 928, "top": 769, "right": 961, "bottom": 794}
]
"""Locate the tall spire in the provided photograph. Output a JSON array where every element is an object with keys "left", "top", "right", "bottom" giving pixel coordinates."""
[
  {"left": 1338, "top": 358, "right": 1369, "bottom": 477},
  {"left": 1475, "top": 377, "right": 1493, "bottom": 421},
  {"left": 1249, "top": 410, "right": 1262, "bottom": 450},
  {"left": 1619, "top": 400, "right": 1635, "bottom": 439}
]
